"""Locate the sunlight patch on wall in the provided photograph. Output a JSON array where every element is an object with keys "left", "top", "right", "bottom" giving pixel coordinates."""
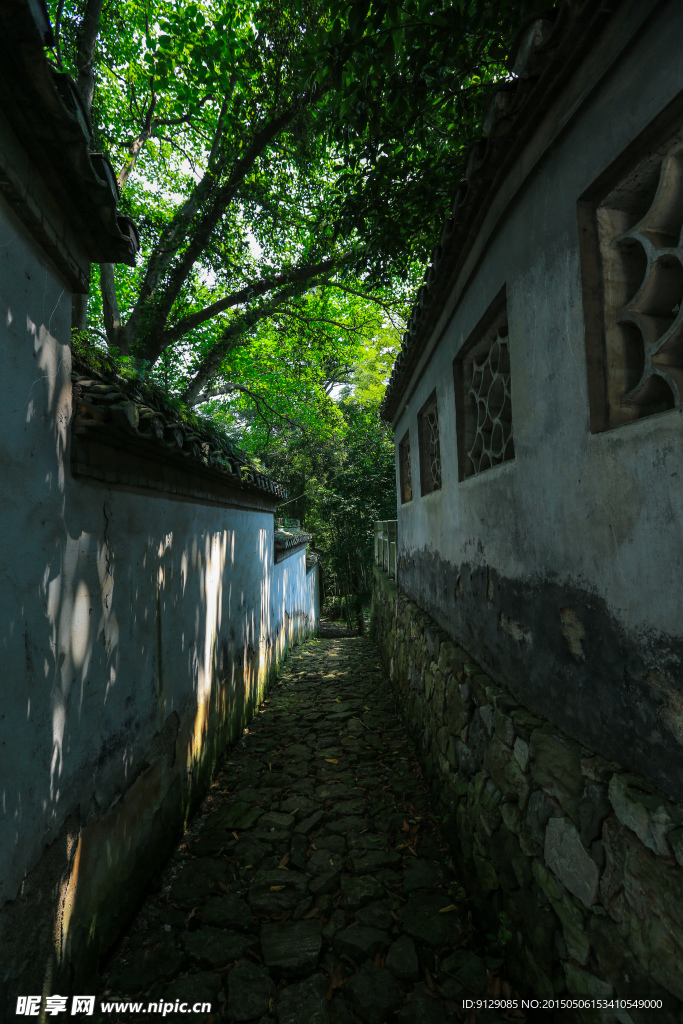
[
  {"left": 71, "top": 581, "right": 91, "bottom": 671},
  {"left": 189, "top": 532, "right": 227, "bottom": 765},
  {"left": 58, "top": 832, "right": 82, "bottom": 966},
  {"left": 259, "top": 527, "right": 271, "bottom": 684},
  {"left": 44, "top": 533, "right": 101, "bottom": 810},
  {"left": 50, "top": 701, "right": 66, "bottom": 803}
]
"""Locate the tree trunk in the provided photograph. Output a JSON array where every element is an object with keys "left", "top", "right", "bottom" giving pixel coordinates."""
[
  {"left": 70, "top": 0, "right": 103, "bottom": 341},
  {"left": 75, "top": 0, "right": 105, "bottom": 116},
  {"left": 356, "top": 593, "right": 365, "bottom": 635},
  {"left": 181, "top": 283, "right": 312, "bottom": 404},
  {"left": 100, "top": 264, "right": 122, "bottom": 348},
  {"left": 344, "top": 562, "right": 354, "bottom": 632},
  {"left": 71, "top": 293, "right": 88, "bottom": 332}
]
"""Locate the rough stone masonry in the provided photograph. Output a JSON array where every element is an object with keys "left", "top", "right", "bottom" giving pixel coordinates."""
[{"left": 371, "top": 565, "right": 683, "bottom": 1023}]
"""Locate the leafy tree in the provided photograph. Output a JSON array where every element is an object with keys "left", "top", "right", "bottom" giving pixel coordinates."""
[
  {"left": 209, "top": 305, "right": 399, "bottom": 617},
  {"left": 50, "top": 0, "right": 541, "bottom": 609},
  {"left": 308, "top": 397, "right": 396, "bottom": 621},
  {"left": 50, "top": 0, "right": 534, "bottom": 403}
]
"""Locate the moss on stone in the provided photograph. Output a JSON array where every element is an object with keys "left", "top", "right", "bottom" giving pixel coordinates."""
[
  {"left": 530, "top": 725, "right": 583, "bottom": 823},
  {"left": 532, "top": 860, "right": 590, "bottom": 965},
  {"left": 493, "top": 708, "right": 516, "bottom": 747}
]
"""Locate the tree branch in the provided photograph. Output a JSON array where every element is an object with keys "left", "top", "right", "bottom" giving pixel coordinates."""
[
  {"left": 182, "top": 278, "right": 326, "bottom": 406},
  {"left": 163, "top": 257, "right": 341, "bottom": 345},
  {"left": 70, "top": 0, "right": 104, "bottom": 332},
  {"left": 118, "top": 91, "right": 240, "bottom": 355},
  {"left": 117, "top": 90, "right": 157, "bottom": 189},
  {"left": 325, "top": 280, "right": 408, "bottom": 314},
  {"left": 138, "top": 107, "right": 301, "bottom": 359},
  {"left": 192, "top": 382, "right": 298, "bottom": 429},
  {"left": 126, "top": 79, "right": 332, "bottom": 364},
  {"left": 324, "top": 368, "right": 353, "bottom": 393},
  {"left": 277, "top": 308, "right": 363, "bottom": 333},
  {"left": 75, "top": 0, "right": 105, "bottom": 116},
  {"left": 53, "top": 0, "right": 66, "bottom": 69},
  {"left": 100, "top": 263, "right": 122, "bottom": 347}
]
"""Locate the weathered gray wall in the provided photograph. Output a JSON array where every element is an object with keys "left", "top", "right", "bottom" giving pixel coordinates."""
[
  {"left": 0, "top": 194, "right": 318, "bottom": 1009},
  {"left": 392, "top": 2, "right": 683, "bottom": 801}
]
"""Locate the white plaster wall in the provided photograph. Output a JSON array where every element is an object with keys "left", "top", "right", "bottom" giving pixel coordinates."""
[
  {"left": 308, "top": 563, "right": 321, "bottom": 628},
  {"left": 395, "top": 2, "right": 683, "bottom": 641},
  {"left": 0, "top": 196, "right": 315, "bottom": 915},
  {"left": 270, "top": 552, "right": 320, "bottom": 642}
]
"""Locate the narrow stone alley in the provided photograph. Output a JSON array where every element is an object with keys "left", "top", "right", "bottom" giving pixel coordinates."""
[{"left": 96, "top": 635, "right": 523, "bottom": 1024}]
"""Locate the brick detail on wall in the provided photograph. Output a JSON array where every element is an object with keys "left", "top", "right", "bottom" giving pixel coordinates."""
[{"left": 371, "top": 565, "right": 683, "bottom": 1017}]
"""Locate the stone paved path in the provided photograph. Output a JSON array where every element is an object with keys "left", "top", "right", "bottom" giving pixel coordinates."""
[{"left": 97, "top": 635, "right": 519, "bottom": 1024}]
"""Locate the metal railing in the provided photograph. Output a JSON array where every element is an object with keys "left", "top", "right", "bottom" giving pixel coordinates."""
[
  {"left": 275, "top": 517, "right": 301, "bottom": 530},
  {"left": 374, "top": 520, "right": 397, "bottom": 579}
]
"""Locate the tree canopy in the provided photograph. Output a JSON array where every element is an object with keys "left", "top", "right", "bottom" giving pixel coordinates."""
[{"left": 50, "top": 0, "right": 538, "bottom": 601}]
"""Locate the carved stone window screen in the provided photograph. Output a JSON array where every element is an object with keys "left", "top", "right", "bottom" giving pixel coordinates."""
[
  {"left": 418, "top": 392, "right": 442, "bottom": 494},
  {"left": 579, "top": 121, "right": 683, "bottom": 431},
  {"left": 454, "top": 289, "right": 514, "bottom": 480},
  {"left": 398, "top": 431, "right": 412, "bottom": 503}
]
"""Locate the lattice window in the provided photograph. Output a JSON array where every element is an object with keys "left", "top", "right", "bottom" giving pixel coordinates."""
[
  {"left": 454, "top": 290, "right": 514, "bottom": 480},
  {"left": 398, "top": 431, "right": 412, "bottom": 503},
  {"left": 418, "top": 392, "right": 442, "bottom": 494},
  {"left": 579, "top": 131, "right": 683, "bottom": 431}
]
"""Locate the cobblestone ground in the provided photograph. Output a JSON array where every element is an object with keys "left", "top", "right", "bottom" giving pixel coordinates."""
[{"left": 97, "top": 635, "right": 520, "bottom": 1024}]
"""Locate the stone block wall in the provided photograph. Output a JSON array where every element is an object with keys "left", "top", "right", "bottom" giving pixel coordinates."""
[{"left": 372, "top": 566, "right": 683, "bottom": 1022}]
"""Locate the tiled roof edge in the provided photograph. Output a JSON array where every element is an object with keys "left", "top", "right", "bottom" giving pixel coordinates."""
[
  {"left": 274, "top": 529, "right": 313, "bottom": 551},
  {"left": 71, "top": 353, "right": 287, "bottom": 501},
  {"left": 0, "top": 0, "right": 140, "bottom": 269},
  {"left": 380, "top": 0, "right": 624, "bottom": 422}
]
